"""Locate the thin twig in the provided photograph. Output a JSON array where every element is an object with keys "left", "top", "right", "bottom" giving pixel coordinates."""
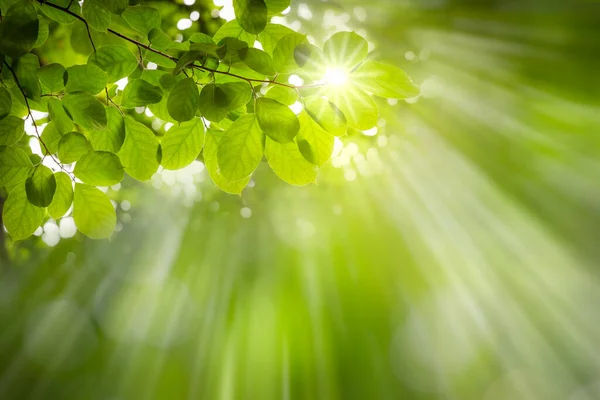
[
  {"left": 4, "top": 61, "right": 51, "bottom": 155},
  {"left": 4, "top": 61, "right": 74, "bottom": 178},
  {"left": 37, "top": 0, "right": 325, "bottom": 91}
]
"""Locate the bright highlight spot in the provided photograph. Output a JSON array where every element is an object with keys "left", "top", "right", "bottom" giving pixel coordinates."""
[
  {"left": 177, "top": 18, "right": 193, "bottom": 30},
  {"left": 59, "top": 217, "right": 77, "bottom": 238},
  {"left": 214, "top": 0, "right": 235, "bottom": 21},
  {"left": 324, "top": 67, "right": 349, "bottom": 86},
  {"left": 298, "top": 4, "right": 313, "bottom": 20},
  {"left": 121, "top": 201, "right": 131, "bottom": 211},
  {"left": 362, "top": 127, "right": 378, "bottom": 136},
  {"left": 240, "top": 207, "right": 252, "bottom": 219},
  {"left": 115, "top": 77, "right": 128, "bottom": 90},
  {"left": 288, "top": 74, "right": 304, "bottom": 86},
  {"left": 289, "top": 101, "right": 303, "bottom": 115}
]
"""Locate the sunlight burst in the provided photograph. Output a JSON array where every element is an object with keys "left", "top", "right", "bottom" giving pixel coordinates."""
[{"left": 323, "top": 67, "right": 349, "bottom": 86}]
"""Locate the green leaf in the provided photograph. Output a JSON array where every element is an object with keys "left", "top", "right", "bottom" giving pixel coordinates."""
[
  {"left": 190, "top": 42, "right": 220, "bottom": 58},
  {"left": 293, "top": 43, "right": 312, "bottom": 67},
  {"left": 240, "top": 48, "right": 276, "bottom": 76},
  {"left": 13, "top": 53, "right": 41, "bottom": 102},
  {"left": 33, "top": 17, "right": 49, "bottom": 49},
  {"left": 73, "top": 183, "right": 116, "bottom": 239},
  {"left": 213, "top": 20, "right": 255, "bottom": 46},
  {"left": 0, "top": 146, "right": 33, "bottom": 187},
  {"left": 83, "top": 0, "right": 112, "bottom": 32},
  {"left": 286, "top": 84, "right": 313, "bottom": 105},
  {"left": 40, "top": 122, "right": 62, "bottom": 155},
  {"left": 39, "top": 0, "right": 79, "bottom": 24},
  {"left": 148, "top": 28, "right": 173, "bottom": 50},
  {"left": 161, "top": 119, "right": 204, "bottom": 170},
  {"left": 294, "top": 44, "right": 326, "bottom": 79},
  {"left": 96, "top": 0, "right": 128, "bottom": 14},
  {"left": 296, "top": 111, "right": 334, "bottom": 166},
  {"left": 65, "top": 64, "right": 108, "bottom": 95},
  {"left": 265, "top": 136, "right": 317, "bottom": 186},
  {"left": 204, "top": 129, "right": 250, "bottom": 194},
  {"left": 89, "top": 107, "right": 125, "bottom": 153},
  {"left": 25, "top": 165, "right": 56, "bottom": 207},
  {"left": 217, "top": 114, "right": 264, "bottom": 181},
  {"left": 37, "top": 63, "right": 67, "bottom": 93},
  {"left": 119, "top": 117, "right": 160, "bottom": 181},
  {"left": 47, "top": 98, "right": 74, "bottom": 135},
  {"left": 190, "top": 32, "right": 215, "bottom": 44},
  {"left": 353, "top": 61, "right": 420, "bottom": 99},
  {"left": 48, "top": 172, "right": 73, "bottom": 219},
  {"left": 323, "top": 31, "right": 368, "bottom": 69},
  {"left": 173, "top": 50, "right": 206, "bottom": 75},
  {"left": 0, "top": 116, "right": 24, "bottom": 146},
  {"left": 0, "top": 0, "right": 19, "bottom": 16},
  {"left": 143, "top": 50, "right": 176, "bottom": 68},
  {"left": 167, "top": 78, "right": 199, "bottom": 122},
  {"left": 0, "top": 0, "right": 39, "bottom": 57},
  {"left": 74, "top": 151, "right": 124, "bottom": 186},
  {"left": 273, "top": 32, "right": 307, "bottom": 73},
  {"left": 265, "top": 0, "right": 289, "bottom": 14},
  {"left": 0, "top": 87, "right": 13, "bottom": 118},
  {"left": 304, "top": 95, "right": 347, "bottom": 136},
  {"left": 258, "top": 24, "right": 295, "bottom": 55},
  {"left": 88, "top": 45, "right": 139, "bottom": 82},
  {"left": 141, "top": 69, "right": 168, "bottom": 87},
  {"left": 327, "top": 85, "right": 378, "bottom": 130},
  {"left": 158, "top": 73, "right": 180, "bottom": 91},
  {"left": 70, "top": 20, "right": 95, "bottom": 56},
  {"left": 58, "top": 132, "right": 92, "bottom": 163},
  {"left": 3, "top": 184, "right": 45, "bottom": 241},
  {"left": 233, "top": 0, "right": 268, "bottom": 34},
  {"left": 216, "top": 37, "right": 248, "bottom": 66},
  {"left": 198, "top": 82, "right": 252, "bottom": 122},
  {"left": 264, "top": 85, "right": 297, "bottom": 105},
  {"left": 147, "top": 94, "right": 177, "bottom": 123},
  {"left": 256, "top": 97, "right": 299, "bottom": 143},
  {"left": 121, "top": 79, "right": 162, "bottom": 108},
  {"left": 62, "top": 93, "right": 107, "bottom": 130},
  {"left": 122, "top": 6, "right": 161, "bottom": 35}
]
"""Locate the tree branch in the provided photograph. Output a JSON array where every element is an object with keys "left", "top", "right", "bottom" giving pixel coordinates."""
[
  {"left": 3, "top": 61, "right": 74, "bottom": 179},
  {"left": 3, "top": 61, "right": 51, "bottom": 154},
  {"left": 37, "top": 0, "right": 323, "bottom": 90}
]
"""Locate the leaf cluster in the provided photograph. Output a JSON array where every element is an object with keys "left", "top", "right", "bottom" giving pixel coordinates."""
[{"left": 0, "top": 0, "right": 419, "bottom": 240}]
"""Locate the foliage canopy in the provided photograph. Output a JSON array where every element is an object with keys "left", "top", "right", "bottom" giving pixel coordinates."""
[{"left": 0, "top": 0, "right": 419, "bottom": 240}]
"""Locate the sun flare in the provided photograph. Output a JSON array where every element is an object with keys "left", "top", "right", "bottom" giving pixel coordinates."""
[{"left": 323, "top": 67, "right": 350, "bottom": 86}]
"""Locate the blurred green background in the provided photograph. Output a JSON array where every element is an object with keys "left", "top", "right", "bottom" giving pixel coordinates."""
[{"left": 1, "top": 0, "right": 600, "bottom": 399}]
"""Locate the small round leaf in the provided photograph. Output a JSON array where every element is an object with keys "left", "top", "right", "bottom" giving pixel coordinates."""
[
  {"left": 73, "top": 183, "right": 116, "bottom": 239},
  {"left": 256, "top": 97, "right": 300, "bottom": 143},
  {"left": 26, "top": 165, "right": 57, "bottom": 207},
  {"left": 58, "top": 132, "right": 92, "bottom": 163},
  {"left": 167, "top": 78, "right": 199, "bottom": 122},
  {"left": 3, "top": 184, "right": 45, "bottom": 241},
  {"left": 48, "top": 172, "right": 73, "bottom": 220},
  {"left": 74, "top": 151, "right": 124, "bottom": 186}
]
